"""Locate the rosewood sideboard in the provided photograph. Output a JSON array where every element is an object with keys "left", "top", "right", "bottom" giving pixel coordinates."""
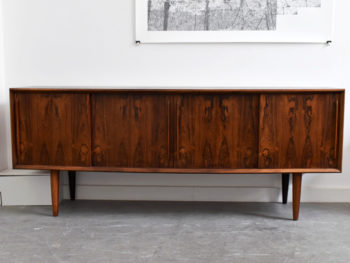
[{"left": 10, "top": 88, "right": 345, "bottom": 220}]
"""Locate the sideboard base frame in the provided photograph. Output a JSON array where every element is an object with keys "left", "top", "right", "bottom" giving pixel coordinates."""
[
  {"left": 51, "top": 170, "right": 303, "bottom": 220},
  {"left": 14, "top": 165, "right": 340, "bottom": 174}
]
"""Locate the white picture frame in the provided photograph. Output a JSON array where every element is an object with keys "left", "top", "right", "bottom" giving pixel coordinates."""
[{"left": 135, "top": 0, "right": 334, "bottom": 44}]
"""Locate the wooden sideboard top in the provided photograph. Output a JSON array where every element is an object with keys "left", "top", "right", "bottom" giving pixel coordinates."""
[{"left": 10, "top": 87, "right": 345, "bottom": 94}]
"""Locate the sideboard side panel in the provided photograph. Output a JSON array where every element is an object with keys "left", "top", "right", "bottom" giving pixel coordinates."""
[
  {"left": 91, "top": 93, "right": 172, "bottom": 168},
  {"left": 336, "top": 92, "right": 345, "bottom": 171},
  {"left": 259, "top": 93, "right": 340, "bottom": 169},
  {"left": 14, "top": 92, "right": 92, "bottom": 166},
  {"left": 175, "top": 94, "right": 259, "bottom": 169}
]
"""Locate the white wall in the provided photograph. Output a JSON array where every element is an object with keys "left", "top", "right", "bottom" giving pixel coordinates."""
[
  {"left": 0, "top": 0, "right": 9, "bottom": 205},
  {"left": 0, "top": 0, "right": 349, "bottom": 204},
  {"left": 0, "top": 0, "right": 6, "bottom": 172}
]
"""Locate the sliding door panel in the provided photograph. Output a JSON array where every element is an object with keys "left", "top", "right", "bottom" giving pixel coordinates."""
[
  {"left": 175, "top": 94, "right": 259, "bottom": 169},
  {"left": 92, "top": 93, "right": 171, "bottom": 168},
  {"left": 15, "top": 93, "right": 91, "bottom": 166},
  {"left": 259, "top": 93, "right": 339, "bottom": 169}
]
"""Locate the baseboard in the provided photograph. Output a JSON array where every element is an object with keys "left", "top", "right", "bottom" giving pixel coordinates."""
[
  {"left": 0, "top": 176, "right": 51, "bottom": 205},
  {"left": 63, "top": 185, "right": 282, "bottom": 202},
  {"left": 0, "top": 169, "right": 49, "bottom": 176},
  {"left": 62, "top": 185, "right": 350, "bottom": 203}
]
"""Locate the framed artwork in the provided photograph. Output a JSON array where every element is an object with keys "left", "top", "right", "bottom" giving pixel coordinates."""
[{"left": 135, "top": 0, "right": 334, "bottom": 43}]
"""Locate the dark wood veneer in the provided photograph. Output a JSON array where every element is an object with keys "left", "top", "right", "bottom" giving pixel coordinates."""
[
  {"left": 175, "top": 94, "right": 259, "bottom": 169},
  {"left": 91, "top": 94, "right": 172, "bottom": 168},
  {"left": 259, "top": 94, "right": 340, "bottom": 169},
  {"left": 14, "top": 93, "right": 91, "bottom": 167},
  {"left": 10, "top": 88, "right": 345, "bottom": 220}
]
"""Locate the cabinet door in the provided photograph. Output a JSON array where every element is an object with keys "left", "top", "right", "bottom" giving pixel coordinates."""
[
  {"left": 92, "top": 93, "right": 172, "bottom": 168},
  {"left": 175, "top": 94, "right": 259, "bottom": 169},
  {"left": 14, "top": 92, "right": 91, "bottom": 166},
  {"left": 259, "top": 93, "right": 340, "bottom": 169}
]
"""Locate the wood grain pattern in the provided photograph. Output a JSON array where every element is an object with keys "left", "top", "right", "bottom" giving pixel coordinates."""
[
  {"left": 50, "top": 170, "right": 60, "bottom": 217},
  {"left": 10, "top": 91, "right": 18, "bottom": 167},
  {"left": 14, "top": 93, "right": 91, "bottom": 167},
  {"left": 13, "top": 165, "right": 341, "bottom": 174},
  {"left": 10, "top": 89, "right": 344, "bottom": 173},
  {"left": 337, "top": 93, "right": 345, "bottom": 171},
  {"left": 259, "top": 93, "right": 340, "bottom": 169},
  {"left": 91, "top": 93, "right": 171, "bottom": 168},
  {"left": 9, "top": 89, "right": 345, "bottom": 219},
  {"left": 175, "top": 94, "right": 259, "bottom": 168},
  {"left": 10, "top": 88, "right": 345, "bottom": 94},
  {"left": 293, "top": 173, "right": 302, "bottom": 221}
]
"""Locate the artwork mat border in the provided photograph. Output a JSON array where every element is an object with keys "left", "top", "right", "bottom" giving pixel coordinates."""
[{"left": 135, "top": 0, "right": 334, "bottom": 43}]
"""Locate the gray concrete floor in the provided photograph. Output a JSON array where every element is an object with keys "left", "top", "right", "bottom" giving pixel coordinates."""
[{"left": 0, "top": 201, "right": 350, "bottom": 263}]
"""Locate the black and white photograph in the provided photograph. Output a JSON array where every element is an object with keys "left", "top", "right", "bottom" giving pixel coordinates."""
[
  {"left": 136, "top": 0, "right": 333, "bottom": 42},
  {"left": 148, "top": 0, "right": 322, "bottom": 31}
]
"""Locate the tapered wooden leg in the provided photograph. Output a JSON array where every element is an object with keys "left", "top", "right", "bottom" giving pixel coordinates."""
[
  {"left": 293, "top": 173, "right": 303, "bottom": 221},
  {"left": 282, "top": 173, "right": 290, "bottom": 204},
  {"left": 68, "top": 171, "right": 76, "bottom": 201},
  {"left": 50, "top": 170, "right": 60, "bottom": 217}
]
